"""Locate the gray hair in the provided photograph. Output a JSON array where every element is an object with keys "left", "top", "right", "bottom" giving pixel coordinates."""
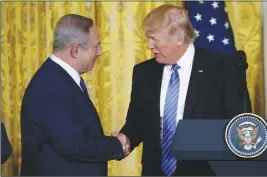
[{"left": 53, "top": 14, "right": 93, "bottom": 51}]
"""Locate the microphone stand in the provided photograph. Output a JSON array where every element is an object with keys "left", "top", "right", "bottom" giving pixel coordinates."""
[{"left": 235, "top": 50, "right": 252, "bottom": 113}]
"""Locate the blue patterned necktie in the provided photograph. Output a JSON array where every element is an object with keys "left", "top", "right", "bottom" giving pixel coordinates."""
[
  {"left": 162, "top": 64, "right": 180, "bottom": 176},
  {"left": 80, "top": 77, "right": 89, "bottom": 98}
]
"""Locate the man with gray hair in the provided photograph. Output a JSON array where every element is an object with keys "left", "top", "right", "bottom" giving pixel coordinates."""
[
  {"left": 20, "top": 14, "right": 130, "bottom": 176},
  {"left": 116, "top": 5, "right": 245, "bottom": 176}
]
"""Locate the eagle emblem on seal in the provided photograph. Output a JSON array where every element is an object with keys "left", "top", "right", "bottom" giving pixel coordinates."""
[{"left": 236, "top": 122, "right": 262, "bottom": 151}]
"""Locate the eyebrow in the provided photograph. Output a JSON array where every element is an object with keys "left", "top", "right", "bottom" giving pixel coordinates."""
[
  {"left": 146, "top": 34, "right": 159, "bottom": 39},
  {"left": 93, "top": 42, "right": 100, "bottom": 47}
]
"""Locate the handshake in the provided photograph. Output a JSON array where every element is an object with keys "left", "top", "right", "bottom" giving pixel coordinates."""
[{"left": 111, "top": 132, "right": 131, "bottom": 157}]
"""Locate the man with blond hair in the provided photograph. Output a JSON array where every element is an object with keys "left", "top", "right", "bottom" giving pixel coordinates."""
[
  {"left": 116, "top": 5, "right": 245, "bottom": 176},
  {"left": 20, "top": 14, "right": 130, "bottom": 176}
]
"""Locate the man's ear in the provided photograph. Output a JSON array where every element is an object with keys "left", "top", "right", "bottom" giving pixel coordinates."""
[
  {"left": 177, "top": 41, "right": 182, "bottom": 47},
  {"left": 70, "top": 44, "right": 80, "bottom": 58},
  {"left": 176, "top": 31, "right": 184, "bottom": 47}
]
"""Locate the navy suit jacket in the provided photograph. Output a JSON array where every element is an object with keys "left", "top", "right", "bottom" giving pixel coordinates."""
[
  {"left": 1, "top": 123, "right": 12, "bottom": 164},
  {"left": 20, "top": 58, "right": 124, "bottom": 176},
  {"left": 120, "top": 46, "right": 249, "bottom": 176}
]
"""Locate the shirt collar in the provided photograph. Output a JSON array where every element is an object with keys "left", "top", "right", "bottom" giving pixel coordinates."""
[{"left": 50, "top": 54, "right": 81, "bottom": 87}]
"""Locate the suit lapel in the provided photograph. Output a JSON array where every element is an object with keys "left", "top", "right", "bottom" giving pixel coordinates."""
[
  {"left": 47, "top": 58, "right": 104, "bottom": 133},
  {"left": 183, "top": 47, "right": 206, "bottom": 119}
]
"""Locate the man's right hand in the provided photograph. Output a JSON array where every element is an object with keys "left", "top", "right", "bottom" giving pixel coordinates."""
[{"left": 111, "top": 132, "right": 131, "bottom": 157}]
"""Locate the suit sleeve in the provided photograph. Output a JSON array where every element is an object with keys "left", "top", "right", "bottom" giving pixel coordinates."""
[
  {"left": 221, "top": 56, "right": 251, "bottom": 118},
  {"left": 41, "top": 89, "right": 124, "bottom": 162},
  {"left": 1, "top": 123, "right": 12, "bottom": 164},
  {"left": 120, "top": 65, "right": 143, "bottom": 151}
]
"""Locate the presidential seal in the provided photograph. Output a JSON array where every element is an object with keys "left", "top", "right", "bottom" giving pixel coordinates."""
[{"left": 225, "top": 113, "right": 267, "bottom": 158}]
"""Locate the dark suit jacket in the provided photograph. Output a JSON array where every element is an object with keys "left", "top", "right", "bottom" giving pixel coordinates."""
[
  {"left": 1, "top": 123, "right": 12, "bottom": 164},
  {"left": 20, "top": 58, "right": 123, "bottom": 176},
  {"left": 120, "top": 46, "right": 248, "bottom": 176}
]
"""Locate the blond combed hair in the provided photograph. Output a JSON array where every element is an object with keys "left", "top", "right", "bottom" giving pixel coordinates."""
[{"left": 142, "top": 5, "right": 196, "bottom": 44}]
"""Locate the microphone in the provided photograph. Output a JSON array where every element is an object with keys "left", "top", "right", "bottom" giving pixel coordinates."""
[{"left": 235, "top": 50, "right": 251, "bottom": 113}]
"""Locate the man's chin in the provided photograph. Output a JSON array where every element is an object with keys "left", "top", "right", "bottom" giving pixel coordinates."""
[
  {"left": 155, "top": 57, "right": 164, "bottom": 64},
  {"left": 86, "top": 63, "right": 96, "bottom": 72},
  {"left": 87, "top": 67, "right": 93, "bottom": 72},
  {"left": 81, "top": 67, "right": 93, "bottom": 74}
]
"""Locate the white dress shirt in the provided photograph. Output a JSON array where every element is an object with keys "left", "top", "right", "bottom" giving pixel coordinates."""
[
  {"left": 50, "top": 54, "right": 83, "bottom": 90},
  {"left": 160, "top": 43, "right": 195, "bottom": 123}
]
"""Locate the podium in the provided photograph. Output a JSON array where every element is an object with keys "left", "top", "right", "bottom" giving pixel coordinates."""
[{"left": 171, "top": 119, "right": 267, "bottom": 176}]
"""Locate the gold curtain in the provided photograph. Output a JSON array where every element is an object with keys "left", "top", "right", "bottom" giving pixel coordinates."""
[
  {"left": 0, "top": 1, "right": 264, "bottom": 176},
  {"left": 225, "top": 2, "right": 265, "bottom": 117}
]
